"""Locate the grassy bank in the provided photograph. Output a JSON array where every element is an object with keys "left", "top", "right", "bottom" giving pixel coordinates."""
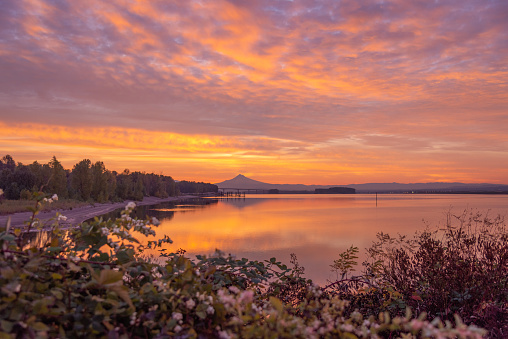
[{"left": 0, "top": 199, "right": 90, "bottom": 215}]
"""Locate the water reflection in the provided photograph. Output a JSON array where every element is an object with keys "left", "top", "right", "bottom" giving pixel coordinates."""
[
  {"left": 138, "top": 194, "right": 508, "bottom": 285},
  {"left": 22, "top": 199, "right": 218, "bottom": 249},
  {"left": 21, "top": 230, "right": 54, "bottom": 250},
  {"left": 21, "top": 194, "right": 508, "bottom": 286},
  {"left": 87, "top": 198, "right": 218, "bottom": 223}
]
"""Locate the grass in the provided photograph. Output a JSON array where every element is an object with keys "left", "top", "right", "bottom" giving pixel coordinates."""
[{"left": 0, "top": 199, "right": 90, "bottom": 215}]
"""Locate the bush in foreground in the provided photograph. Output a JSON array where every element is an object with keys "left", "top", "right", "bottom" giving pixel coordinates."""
[
  {"left": 326, "top": 209, "right": 508, "bottom": 338},
  {"left": 0, "top": 193, "right": 489, "bottom": 338}
]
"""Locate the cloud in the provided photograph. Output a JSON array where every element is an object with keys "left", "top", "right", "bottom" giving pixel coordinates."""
[{"left": 0, "top": 0, "right": 507, "bottom": 183}]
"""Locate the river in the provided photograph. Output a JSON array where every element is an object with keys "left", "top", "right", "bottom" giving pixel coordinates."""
[{"left": 99, "top": 193, "right": 508, "bottom": 285}]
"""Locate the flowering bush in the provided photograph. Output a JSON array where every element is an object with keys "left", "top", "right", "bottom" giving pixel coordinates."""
[
  {"left": 0, "top": 196, "right": 488, "bottom": 338},
  {"left": 325, "top": 209, "right": 507, "bottom": 338}
]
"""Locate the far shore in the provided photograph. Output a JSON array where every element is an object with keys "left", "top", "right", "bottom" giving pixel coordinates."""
[{"left": 0, "top": 195, "right": 197, "bottom": 230}]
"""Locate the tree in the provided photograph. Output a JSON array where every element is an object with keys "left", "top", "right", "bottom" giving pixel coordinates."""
[
  {"left": 4, "top": 182, "right": 20, "bottom": 199},
  {"left": 105, "top": 170, "right": 117, "bottom": 201},
  {"left": 0, "top": 169, "right": 13, "bottom": 192},
  {"left": 116, "top": 170, "right": 132, "bottom": 200},
  {"left": 48, "top": 156, "right": 68, "bottom": 198},
  {"left": 28, "top": 161, "right": 51, "bottom": 191},
  {"left": 11, "top": 165, "right": 36, "bottom": 193},
  {"left": 1, "top": 155, "right": 16, "bottom": 172},
  {"left": 71, "top": 159, "right": 92, "bottom": 201},
  {"left": 91, "top": 161, "right": 108, "bottom": 202}
]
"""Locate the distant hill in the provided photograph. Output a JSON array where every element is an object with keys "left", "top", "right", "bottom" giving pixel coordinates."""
[{"left": 216, "top": 175, "right": 508, "bottom": 193}]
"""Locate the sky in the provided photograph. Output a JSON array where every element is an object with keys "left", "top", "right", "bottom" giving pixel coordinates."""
[{"left": 1, "top": 0, "right": 507, "bottom": 185}]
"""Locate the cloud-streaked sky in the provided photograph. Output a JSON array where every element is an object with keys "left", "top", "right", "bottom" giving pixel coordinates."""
[{"left": 1, "top": 0, "right": 507, "bottom": 184}]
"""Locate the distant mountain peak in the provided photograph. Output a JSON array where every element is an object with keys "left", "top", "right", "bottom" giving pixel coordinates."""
[{"left": 216, "top": 174, "right": 272, "bottom": 189}]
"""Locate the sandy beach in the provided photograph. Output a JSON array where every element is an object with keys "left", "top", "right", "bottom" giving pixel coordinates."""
[{"left": 0, "top": 195, "right": 197, "bottom": 230}]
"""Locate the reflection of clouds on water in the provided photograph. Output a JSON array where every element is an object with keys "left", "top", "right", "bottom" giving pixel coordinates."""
[
  {"left": 215, "top": 195, "right": 360, "bottom": 210},
  {"left": 214, "top": 198, "right": 268, "bottom": 210},
  {"left": 22, "top": 230, "right": 54, "bottom": 250}
]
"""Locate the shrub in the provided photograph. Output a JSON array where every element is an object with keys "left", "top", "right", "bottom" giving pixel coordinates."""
[
  {"left": 326, "top": 209, "right": 507, "bottom": 338},
  {"left": 19, "top": 189, "right": 31, "bottom": 200}
]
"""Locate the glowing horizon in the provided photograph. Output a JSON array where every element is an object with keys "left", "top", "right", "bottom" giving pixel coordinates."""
[{"left": 1, "top": 0, "right": 507, "bottom": 185}]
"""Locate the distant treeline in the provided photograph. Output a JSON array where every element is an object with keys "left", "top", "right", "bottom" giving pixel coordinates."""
[
  {"left": 315, "top": 187, "right": 356, "bottom": 194},
  {"left": 0, "top": 155, "right": 218, "bottom": 202}
]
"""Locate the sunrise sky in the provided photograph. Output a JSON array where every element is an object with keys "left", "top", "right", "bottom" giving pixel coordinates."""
[{"left": 1, "top": 0, "right": 507, "bottom": 185}]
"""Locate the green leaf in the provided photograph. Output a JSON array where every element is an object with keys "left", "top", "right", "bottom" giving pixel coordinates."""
[
  {"left": 31, "top": 322, "right": 49, "bottom": 331},
  {"left": 68, "top": 261, "right": 81, "bottom": 272},
  {"left": 269, "top": 297, "right": 283, "bottom": 312},
  {"left": 0, "top": 320, "right": 14, "bottom": 332},
  {"left": 116, "top": 250, "right": 132, "bottom": 265},
  {"left": 97, "top": 269, "right": 123, "bottom": 286},
  {"left": 0, "top": 268, "right": 14, "bottom": 280},
  {"left": 51, "top": 289, "right": 64, "bottom": 300},
  {"left": 109, "top": 285, "right": 134, "bottom": 310},
  {"left": 52, "top": 273, "right": 63, "bottom": 280}
]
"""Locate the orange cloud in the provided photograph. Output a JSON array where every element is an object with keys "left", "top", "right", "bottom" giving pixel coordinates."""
[{"left": 2, "top": 121, "right": 507, "bottom": 185}]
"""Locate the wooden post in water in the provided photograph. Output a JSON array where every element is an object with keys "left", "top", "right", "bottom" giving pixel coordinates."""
[{"left": 376, "top": 192, "right": 378, "bottom": 207}]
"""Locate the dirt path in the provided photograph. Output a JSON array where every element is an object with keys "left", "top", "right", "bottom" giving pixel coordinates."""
[{"left": 0, "top": 195, "right": 197, "bottom": 230}]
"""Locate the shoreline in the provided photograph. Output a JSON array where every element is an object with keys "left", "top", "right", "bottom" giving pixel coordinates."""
[{"left": 0, "top": 195, "right": 197, "bottom": 230}]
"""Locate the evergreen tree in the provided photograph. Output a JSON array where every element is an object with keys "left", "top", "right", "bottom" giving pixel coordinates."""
[
  {"left": 105, "top": 170, "right": 117, "bottom": 201},
  {"left": 91, "top": 161, "right": 108, "bottom": 202},
  {"left": 48, "top": 156, "right": 68, "bottom": 198},
  {"left": 28, "top": 161, "right": 51, "bottom": 191},
  {"left": 71, "top": 159, "right": 92, "bottom": 201}
]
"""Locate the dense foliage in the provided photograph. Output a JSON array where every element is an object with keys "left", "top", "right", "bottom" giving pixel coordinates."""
[
  {"left": 325, "top": 210, "right": 508, "bottom": 338},
  {"left": 0, "top": 191, "right": 491, "bottom": 338},
  {"left": 176, "top": 181, "right": 219, "bottom": 195},
  {"left": 0, "top": 155, "right": 217, "bottom": 202}
]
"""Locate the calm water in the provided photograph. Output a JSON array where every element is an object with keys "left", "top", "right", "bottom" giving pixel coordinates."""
[{"left": 126, "top": 194, "right": 508, "bottom": 285}]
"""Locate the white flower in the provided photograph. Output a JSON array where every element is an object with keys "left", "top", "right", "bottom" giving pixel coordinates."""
[
  {"left": 152, "top": 217, "right": 160, "bottom": 225},
  {"left": 52, "top": 194, "right": 58, "bottom": 201},
  {"left": 218, "top": 330, "right": 231, "bottom": 339},
  {"left": 130, "top": 312, "right": 137, "bottom": 325},
  {"left": 206, "top": 306, "right": 215, "bottom": 315},
  {"left": 58, "top": 214, "right": 67, "bottom": 221},
  {"left": 125, "top": 201, "right": 136, "bottom": 210},
  {"left": 228, "top": 286, "right": 240, "bottom": 294},
  {"left": 238, "top": 290, "right": 254, "bottom": 304},
  {"left": 101, "top": 228, "right": 110, "bottom": 236},
  {"left": 174, "top": 325, "right": 182, "bottom": 333},
  {"left": 185, "top": 299, "right": 196, "bottom": 310},
  {"left": 340, "top": 324, "right": 354, "bottom": 332},
  {"left": 172, "top": 312, "right": 183, "bottom": 321}
]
